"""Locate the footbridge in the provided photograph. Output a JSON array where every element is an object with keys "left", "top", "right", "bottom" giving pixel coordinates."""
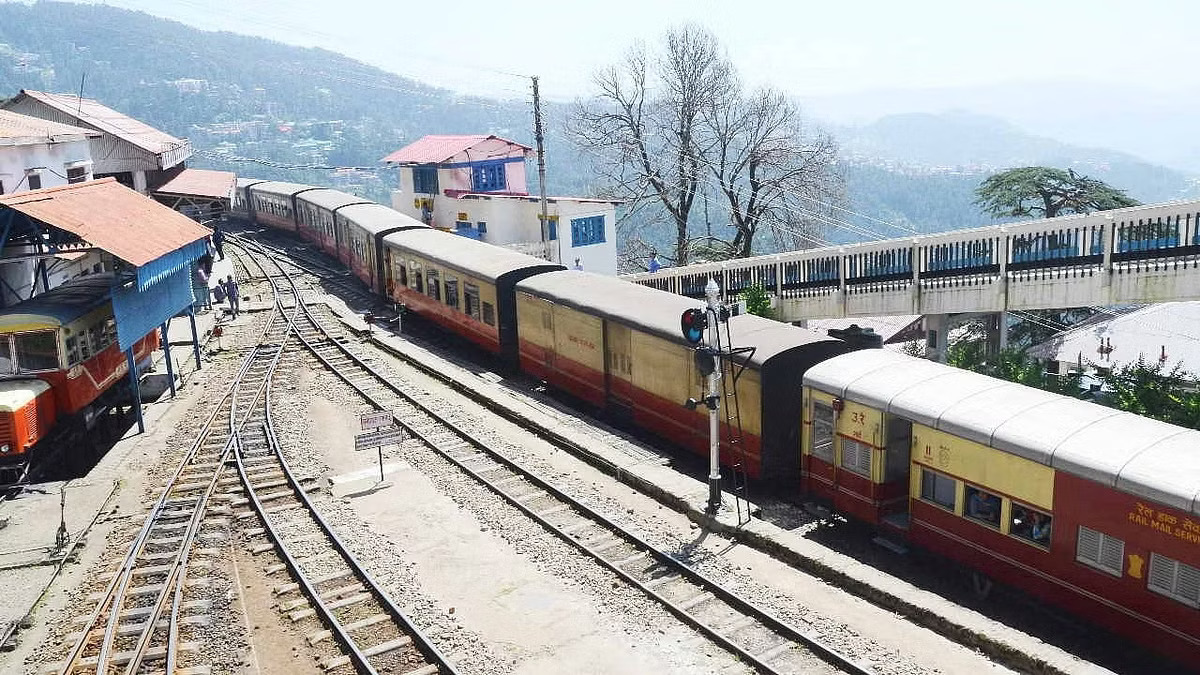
[{"left": 624, "top": 199, "right": 1200, "bottom": 324}]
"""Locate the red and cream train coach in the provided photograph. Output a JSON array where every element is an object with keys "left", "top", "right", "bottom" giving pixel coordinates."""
[
  {"left": 803, "top": 349, "right": 1200, "bottom": 665},
  {"left": 516, "top": 271, "right": 849, "bottom": 481},
  {"left": 381, "top": 229, "right": 562, "bottom": 364}
]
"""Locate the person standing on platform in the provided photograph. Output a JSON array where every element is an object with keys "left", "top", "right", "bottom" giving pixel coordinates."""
[
  {"left": 224, "top": 275, "right": 240, "bottom": 318},
  {"left": 212, "top": 226, "right": 226, "bottom": 261},
  {"left": 648, "top": 253, "right": 661, "bottom": 273}
]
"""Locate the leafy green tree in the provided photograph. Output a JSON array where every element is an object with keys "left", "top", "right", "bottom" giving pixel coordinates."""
[
  {"left": 1099, "top": 357, "right": 1200, "bottom": 428},
  {"left": 741, "top": 283, "right": 773, "bottom": 319},
  {"left": 975, "top": 167, "right": 1139, "bottom": 219}
]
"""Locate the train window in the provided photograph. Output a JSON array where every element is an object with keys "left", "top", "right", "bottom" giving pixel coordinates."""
[
  {"left": 1148, "top": 553, "right": 1200, "bottom": 608},
  {"left": 920, "top": 469, "right": 956, "bottom": 511},
  {"left": 482, "top": 302, "right": 495, "bottom": 326},
  {"left": 840, "top": 438, "right": 872, "bottom": 477},
  {"left": 397, "top": 263, "right": 408, "bottom": 287},
  {"left": 414, "top": 265, "right": 424, "bottom": 293},
  {"left": 811, "top": 402, "right": 834, "bottom": 462},
  {"left": 0, "top": 338, "right": 13, "bottom": 373},
  {"left": 1076, "top": 526, "right": 1124, "bottom": 577},
  {"left": 444, "top": 276, "right": 459, "bottom": 310},
  {"left": 65, "top": 336, "right": 80, "bottom": 366},
  {"left": 15, "top": 331, "right": 59, "bottom": 372},
  {"left": 464, "top": 283, "right": 480, "bottom": 320},
  {"left": 425, "top": 269, "right": 440, "bottom": 301},
  {"left": 1009, "top": 503, "right": 1052, "bottom": 548},
  {"left": 964, "top": 485, "right": 1002, "bottom": 528}
]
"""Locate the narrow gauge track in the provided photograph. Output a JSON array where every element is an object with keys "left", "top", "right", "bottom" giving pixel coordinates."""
[
  {"left": 231, "top": 236, "right": 876, "bottom": 675},
  {"left": 54, "top": 267, "right": 294, "bottom": 675},
  {"left": 229, "top": 239, "right": 457, "bottom": 675}
]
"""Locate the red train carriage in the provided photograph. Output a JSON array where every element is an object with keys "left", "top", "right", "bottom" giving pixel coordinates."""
[
  {"left": 381, "top": 229, "right": 561, "bottom": 365},
  {"left": 294, "top": 189, "right": 370, "bottom": 257},
  {"left": 335, "top": 204, "right": 426, "bottom": 296},
  {"left": 246, "top": 181, "right": 318, "bottom": 234},
  {"left": 515, "top": 271, "right": 849, "bottom": 481},
  {"left": 0, "top": 274, "right": 157, "bottom": 483},
  {"left": 803, "top": 349, "right": 1200, "bottom": 667}
]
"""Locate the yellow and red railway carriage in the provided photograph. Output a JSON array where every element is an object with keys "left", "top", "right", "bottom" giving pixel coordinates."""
[
  {"left": 381, "top": 229, "right": 562, "bottom": 365},
  {"left": 246, "top": 181, "right": 316, "bottom": 233},
  {"left": 335, "top": 204, "right": 426, "bottom": 296},
  {"left": 516, "top": 271, "right": 849, "bottom": 481},
  {"left": 804, "top": 349, "right": 1200, "bottom": 666},
  {"left": 293, "top": 188, "right": 370, "bottom": 257}
]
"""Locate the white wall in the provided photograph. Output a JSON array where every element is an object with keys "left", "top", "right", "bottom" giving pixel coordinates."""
[{"left": 0, "top": 138, "right": 92, "bottom": 194}]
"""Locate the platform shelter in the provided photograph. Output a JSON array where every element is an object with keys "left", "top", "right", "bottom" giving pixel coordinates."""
[
  {"left": 152, "top": 168, "right": 236, "bottom": 223},
  {"left": 0, "top": 178, "right": 211, "bottom": 431}
]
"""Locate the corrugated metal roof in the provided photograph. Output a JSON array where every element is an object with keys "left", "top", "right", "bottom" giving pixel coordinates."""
[
  {"left": 0, "top": 178, "right": 211, "bottom": 268},
  {"left": 1027, "top": 302, "right": 1200, "bottom": 375},
  {"left": 9, "top": 90, "right": 187, "bottom": 158},
  {"left": 804, "top": 349, "right": 1200, "bottom": 516},
  {"left": 380, "top": 134, "right": 532, "bottom": 165},
  {"left": 154, "top": 169, "right": 237, "bottom": 201},
  {"left": 0, "top": 109, "right": 98, "bottom": 146}
]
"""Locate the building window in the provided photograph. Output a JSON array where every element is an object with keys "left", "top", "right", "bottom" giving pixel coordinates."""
[
  {"left": 471, "top": 162, "right": 506, "bottom": 192},
  {"left": 1009, "top": 503, "right": 1052, "bottom": 548},
  {"left": 444, "top": 276, "right": 459, "bottom": 310},
  {"left": 548, "top": 219, "right": 557, "bottom": 241},
  {"left": 1076, "top": 526, "right": 1124, "bottom": 577},
  {"left": 25, "top": 170, "right": 42, "bottom": 190},
  {"left": 919, "top": 468, "right": 956, "bottom": 511},
  {"left": 1148, "top": 553, "right": 1200, "bottom": 608},
  {"left": 840, "top": 437, "right": 872, "bottom": 477},
  {"left": 476, "top": 221, "right": 487, "bottom": 234},
  {"left": 66, "top": 165, "right": 89, "bottom": 184},
  {"left": 413, "top": 165, "right": 439, "bottom": 194},
  {"left": 482, "top": 302, "right": 495, "bottom": 326},
  {"left": 425, "top": 269, "right": 440, "bottom": 302},
  {"left": 811, "top": 402, "right": 834, "bottom": 462},
  {"left": 570, "top": 215, "right": 605, "bottom": 247},
  {"left": 464, "top": 283, "right": 481, "bottom": 320},
  {"left": 964, "top": 485, "right": 1002, "bottom": 528}
]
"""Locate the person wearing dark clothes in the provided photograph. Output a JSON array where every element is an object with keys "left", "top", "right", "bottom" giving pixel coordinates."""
[
  {"left": 212, "top": 227, "right": 226, "bottom": 261},
  {"left": 224, "top": 275, "right": 240, "bottom": 318}
]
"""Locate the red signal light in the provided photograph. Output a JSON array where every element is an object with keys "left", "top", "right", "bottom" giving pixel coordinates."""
[{"left": 681, "top": 308, "right": 707, "bottom": 345}]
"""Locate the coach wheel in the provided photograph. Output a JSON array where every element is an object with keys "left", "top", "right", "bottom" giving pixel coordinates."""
[{"left": 971, "top": 570, "right": 994, "bottom": 600}]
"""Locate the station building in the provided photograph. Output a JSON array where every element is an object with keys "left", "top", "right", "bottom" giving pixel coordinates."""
[
  {"left": 383, "top": 134, "right": 620, "bottom": 275},
  {"left": 2, "top": 90, "right": 192, "bottom": 194}
]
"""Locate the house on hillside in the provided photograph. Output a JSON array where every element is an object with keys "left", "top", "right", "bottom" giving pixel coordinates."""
[
  {"left": 0, "top": 109, "right": 106, "bottom": 304},
  {"left": 3, "top": 89, "right": 192, "bottom": 194},
  {"left": 1028, "top": 303, "right": 1200, "bottom": 378},
  {"left": 383, "top": 134, "right": 620, "bottom": 275}
]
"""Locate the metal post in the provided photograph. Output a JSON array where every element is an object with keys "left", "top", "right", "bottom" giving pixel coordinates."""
[
  {"left": 160, "top": 322, "right": 175, "bottom": 397},
  {"left": 532, "top": 76, "right": 553, "bottom": 263},
  {"left": 188, "top": 306, "right": 202, "bottom": 370},
  {"left": 126, "top": 348, "right": 144, "bottom": 434},
  {"left": 705, "top": 278, "right": 722, "bottom": 513}
]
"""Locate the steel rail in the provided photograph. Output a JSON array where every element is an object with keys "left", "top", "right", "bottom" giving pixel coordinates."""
[{"left": 236, "top": 239, "right": 874, "bottom": 674}]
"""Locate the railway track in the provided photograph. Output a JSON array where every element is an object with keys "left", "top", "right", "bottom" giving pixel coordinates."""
[
  {"left": 232, "top": 232, "right": 875, "bottom": 675},
  {"left": 228, "top": 241, "right": 457, "bottom": 675},
  {"left": 52, "top": 269, "right": 293, "bottom": 675}
]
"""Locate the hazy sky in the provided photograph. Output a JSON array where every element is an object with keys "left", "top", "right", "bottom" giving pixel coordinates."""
[{"left": 78, "top": 0, "right": 1200, "bottom": 102}]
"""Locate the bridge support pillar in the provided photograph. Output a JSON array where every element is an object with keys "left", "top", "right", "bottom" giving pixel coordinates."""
[
  {"left": 986, "top": 311, "right": 1009, "bottom": 354},
  {"left": 925, "top": 314, "right": 949, "bottom": 363}
]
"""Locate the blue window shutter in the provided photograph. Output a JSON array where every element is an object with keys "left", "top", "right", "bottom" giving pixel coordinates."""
[
  {"left": 568, "top": 215, "right": 606, "bottom": 247},
  {"left": 548, "top": 220, "right": 557, "bottom": 240}
]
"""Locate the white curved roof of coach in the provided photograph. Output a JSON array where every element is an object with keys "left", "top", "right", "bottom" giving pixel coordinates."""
[
  {"left": 1051, "top": 412, "right": 1183, "bottom": 486},
  {"left": 936, "top": 382, "right": 1061, "bottom": 447},
  {"left": 990, "top": 397, "right": 1122, "bottom": 465},
  {"left": 886, "top": 369, "right": 1007, "bottom": 431},
  {"left": 1115, "top": 431, "right": 1200, "bottom": 516},
  {"left": 803, "top": 349, "right": 910, "bottom": 397}
]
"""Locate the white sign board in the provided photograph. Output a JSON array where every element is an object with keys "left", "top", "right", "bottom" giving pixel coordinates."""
[
  {"left": 354, "top": 427, "right": 405, "bottom": 451},
  {"left": 360, "top": 410, "right": 393, "bottom": 431}
]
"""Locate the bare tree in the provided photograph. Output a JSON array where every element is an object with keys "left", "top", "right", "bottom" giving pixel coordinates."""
[
  {"left": 570, "top": 25, "right": 729, "bottom": 266},
  {"left": 570, "top": 26, "right": 840, "bottom": 265}
]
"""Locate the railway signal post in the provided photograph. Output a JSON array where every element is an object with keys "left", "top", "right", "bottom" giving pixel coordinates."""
[{"left": 680, "top": 279, "right": 725, "bottom": 513}]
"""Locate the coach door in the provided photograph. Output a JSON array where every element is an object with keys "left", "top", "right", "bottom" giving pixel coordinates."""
[
  {"left": 881, "top": 416, "right": 913, "bottom": 530},
  {"left": 604, "top": 321, "right": 633, "bottom": 419}
]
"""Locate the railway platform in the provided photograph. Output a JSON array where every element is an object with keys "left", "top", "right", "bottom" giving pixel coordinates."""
[{"left": 350, "top": 311, "right": 1116, "bottom": 675}]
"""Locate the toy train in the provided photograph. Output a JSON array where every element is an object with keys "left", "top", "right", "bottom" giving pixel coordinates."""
[
  {"left": 0, "top": 274, "right": 159, "bottom": 484},
  {"left": 234, "top": 179, "right": 1199, "bottom": 667}
]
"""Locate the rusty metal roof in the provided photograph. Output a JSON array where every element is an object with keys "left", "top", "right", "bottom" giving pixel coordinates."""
[
  {"left": 0, "top": 178, "right": 210, "bottom": 267},
  {"left": 0, "top": 109, "right": 98, "bottom": 146},
  {"left": 380, "top": 134, "right": 532, "bottom": 165},
  {"left": 154, "top": 168, "right": 237, "bottom": 201},
  {"left": 9, "top": 90, "right": 188, "bottom": 157}
]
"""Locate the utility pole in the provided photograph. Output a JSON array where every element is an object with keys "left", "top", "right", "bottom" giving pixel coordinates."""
[{"left": 532, "top": 76, "right": 553, "bottom": 262}]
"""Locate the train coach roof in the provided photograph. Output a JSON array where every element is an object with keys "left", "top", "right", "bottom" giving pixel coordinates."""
[
  {"left": 0, "top": 274, "right": 114, "bottom": 329},
  {"left": 516, "top": 271, "right": 839, "bottom": 366},
  {"left": 804, "top": 350, "right": 1200, "bottom": 516},
  {"left": 248, "top": 181, "right": 315, "bottom": 197},
  {"left": 296, "top": 188, "right": 370, "bottom": 211},
  {"left": 335, "top": 203, "right": 427, "bottom": 234},
  {"left": 381, "top": 229, "right": 562, "bottom": 283}
]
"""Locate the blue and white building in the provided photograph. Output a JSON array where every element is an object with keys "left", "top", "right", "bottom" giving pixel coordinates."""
[{"left": 384, "top": 134, "right": 619, "bottom": 275}]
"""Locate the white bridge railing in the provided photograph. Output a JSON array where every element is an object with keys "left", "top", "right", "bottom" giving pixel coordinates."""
[{"left": 622, "top": 200, "right": 1200, "bottom": 320}]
